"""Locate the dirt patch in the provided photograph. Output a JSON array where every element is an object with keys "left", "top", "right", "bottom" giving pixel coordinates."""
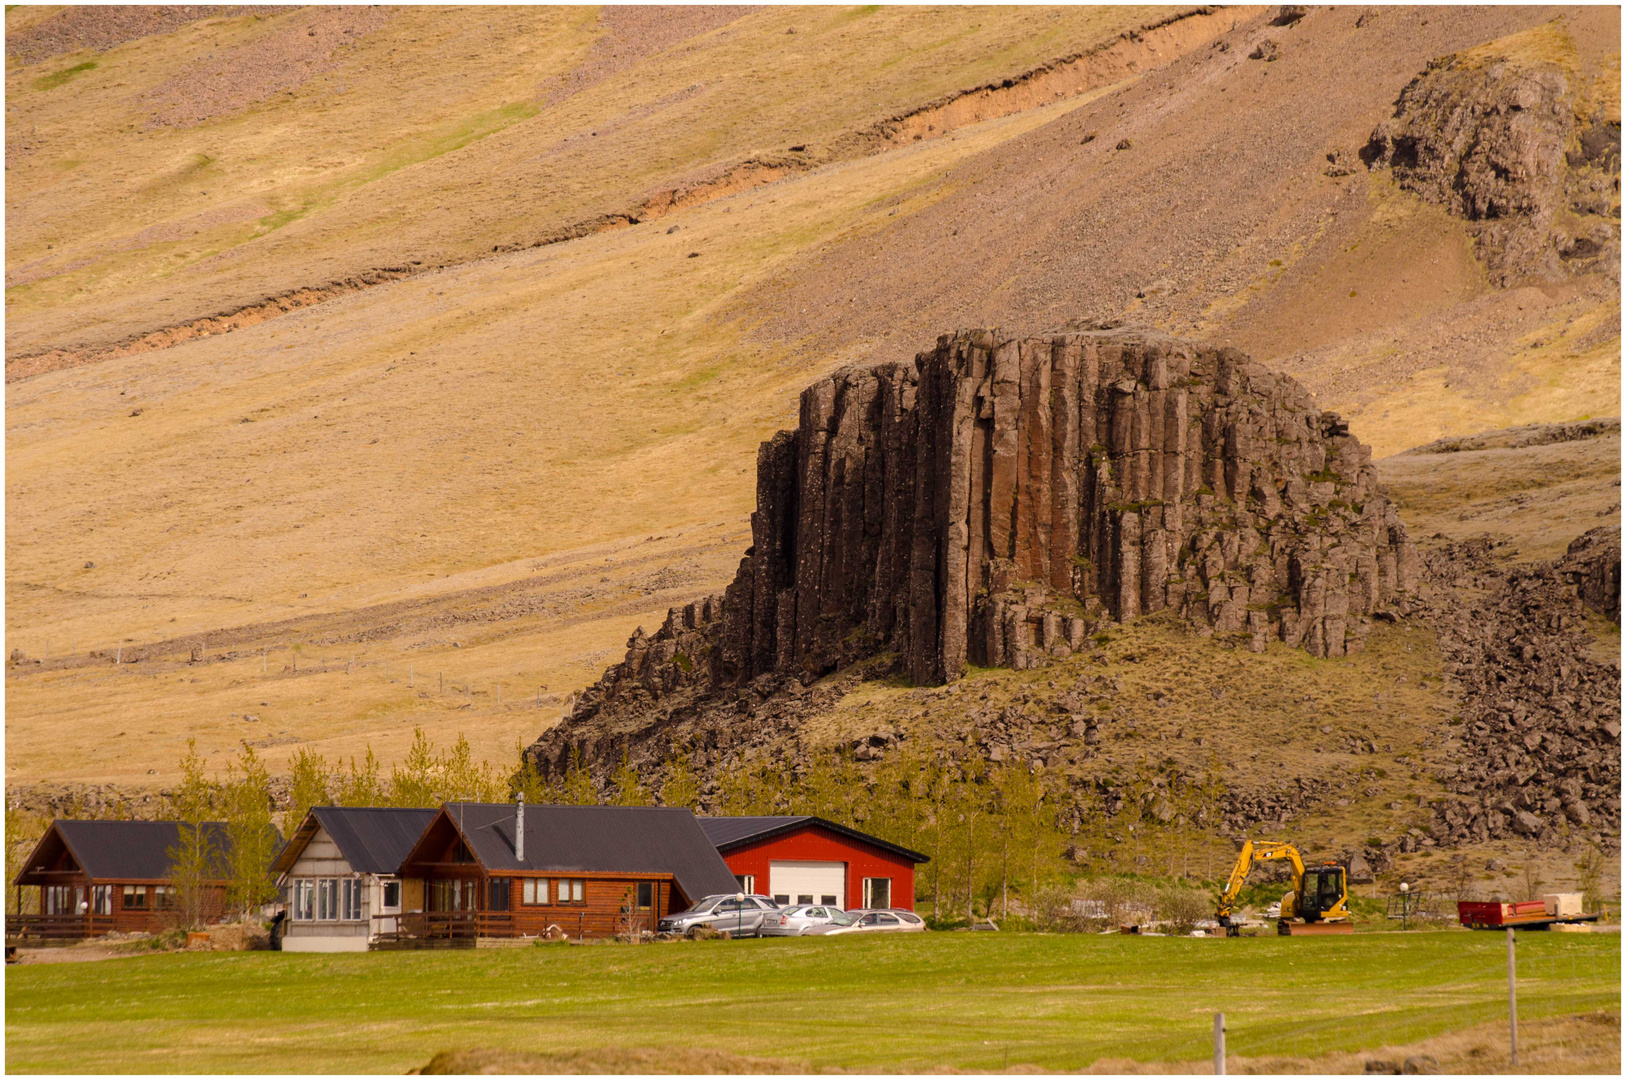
[
  {"left": 4, "top": 6, "right": 292, "bottom": 67},
  {"left": 540, "top": 6, "right": 760, "bottom": 107},
  {"left": 1087, "top": 1010, "right": 1620, "bottom": 1075},
  {"left": 142, "top": 6, "right": 395, "bottom": 128},
  {"left": 413, "top": 1045, "right": 811, "bottom": 1075}
]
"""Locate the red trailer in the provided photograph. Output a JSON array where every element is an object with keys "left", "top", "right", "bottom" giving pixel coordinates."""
[{"left": 1457, "top": 900, "right": 1600, "bottom": 930}]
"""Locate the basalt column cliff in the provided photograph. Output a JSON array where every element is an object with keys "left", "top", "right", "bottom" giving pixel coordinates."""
[{"left": 532, "top": 327, "right": 1417, "bottom": 766}]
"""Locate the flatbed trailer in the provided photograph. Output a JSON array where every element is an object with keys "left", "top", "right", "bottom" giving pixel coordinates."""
[{"left": 1457, "top": 900, "right": 1601, "bottom": 930}]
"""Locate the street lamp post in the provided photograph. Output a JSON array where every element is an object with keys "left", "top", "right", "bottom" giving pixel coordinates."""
[{"left": 1400, "top": 882, "right": 1410, "bottom": 931}]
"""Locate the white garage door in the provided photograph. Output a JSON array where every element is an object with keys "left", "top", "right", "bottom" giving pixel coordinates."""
[{"left": 769, "top": 861, "right": 846, "bottom": 907}]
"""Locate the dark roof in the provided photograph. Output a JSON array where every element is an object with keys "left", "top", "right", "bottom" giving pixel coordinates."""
[
  {"left": 15, "top": 820, "right": 280, "bottom": 884},
  {"left": 272, "top": 807, "right": 438, "bottom": 876},
  {"left": 420, "top": 803, "right": 740, "bottom": 902},
  {"left": 697, "top": 815, "right": 930, "bottom": 864}
]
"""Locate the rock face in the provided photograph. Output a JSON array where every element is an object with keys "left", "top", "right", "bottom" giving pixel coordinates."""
[
  {"left": 534, "top": 327, "right": 1416, "bottom": 770},
  {"left": 1363, "top": 49, "right": 1621, "bottom": 284},
  {"left": 1560, "top": 524, "right": 1621, "bottom": 624},
  {"left": 1411, "top": 539, "right": 1622, "bottom": 849}
]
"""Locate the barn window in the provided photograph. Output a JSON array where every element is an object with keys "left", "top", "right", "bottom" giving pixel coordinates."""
[
  {"left": 734, "top": 874, "right": 755, "bottom": 894},
  {"left": 122, "top": 885, "right": 147, "bottom": 911},
  {"left": 862, "top": 878, "right": 892, "bottom": 909}
]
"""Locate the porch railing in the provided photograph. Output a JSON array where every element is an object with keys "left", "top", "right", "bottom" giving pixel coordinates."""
[
  {"left": 6, "top": 914, "right": 118, "bottom": 941},
  {"left": 372, "top": 911, "right": 514, "bottom": 941}
]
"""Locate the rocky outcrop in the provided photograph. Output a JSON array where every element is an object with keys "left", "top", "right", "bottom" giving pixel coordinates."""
[
  {"left": 1559, "top": 524, "right": 1621, "bottom": 624},
  {"left": 1410, "top": 539, "right": 1621, "bottom": 851},
  {"left": 528, "top": 327, "right": 1416, "bottom": 775},
  {"left": 1363, "top": 47, "right": 1621, "bottom": 284}
]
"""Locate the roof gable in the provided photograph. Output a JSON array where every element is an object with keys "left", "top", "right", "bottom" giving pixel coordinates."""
[
  {"left": 272, "top": 806, "right": 438, "bottom": 877},
  {"left": 14, "top": 820, "right": 279, "bottom": 884},
  {"left": 696, "top": 815, "right": 929, "bottom": 863}
]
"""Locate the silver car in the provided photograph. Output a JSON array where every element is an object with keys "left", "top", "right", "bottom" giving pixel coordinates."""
[
  {"left": 807, "top": 908, "right": 927, "bottom": 935},
  {"left": 760, "top": 904, "right": 856, "bottom": 936},
  {"left": 657, "top": 894, "right": 779, "bottom": 937}
]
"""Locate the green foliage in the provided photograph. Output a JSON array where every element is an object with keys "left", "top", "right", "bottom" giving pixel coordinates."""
[
  {"left": 659, "top": 752, "right": 700, "bottom": 811},
  {"left": 166, "top": 739, "right": 219, "bottom": 930},
  {"left": 609, "top": 754, "right": 654, "bottom": 807},
  {"left": 5, "top": 806, "right": 48, "bottom": 916},
  {"left": 388, "top": 728, "right": 441, "bottom": 808},
  {"left": 561, "top": 748, "right": 599, "bottom": 806},
  {"left": 221, "top": 745, "right": 278, "bottom": 915},
  {"left": 283, "top": 747, "right": 333, "bottom": 834},
  {"left": 33, "top": 60, "right": 96, "bottom": 91},
  {"left": 334, "top": 747, "right": 386, "bottom": 807}
]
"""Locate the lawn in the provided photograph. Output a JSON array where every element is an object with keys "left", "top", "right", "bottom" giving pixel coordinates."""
[{"left": 5, "top": 930, "right": 1618, "bottom": 1074}]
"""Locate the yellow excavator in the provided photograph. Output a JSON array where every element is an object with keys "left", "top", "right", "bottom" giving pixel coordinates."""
[{"left": 1216, "top": 840, "right": 1354, "bottom": 936}]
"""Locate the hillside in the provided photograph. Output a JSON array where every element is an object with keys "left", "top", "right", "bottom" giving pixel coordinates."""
[{"left": 5, "top": 0, "right": 1619, "bottom": 898}]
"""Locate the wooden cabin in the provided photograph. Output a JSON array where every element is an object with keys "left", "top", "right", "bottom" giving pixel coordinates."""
[
  {"left": 8, "top": 820, "right": 239, "bottom": 940},
  {"left": 271, "top": 806, "right": 437, "bottom": 952},
  {"left": 393, "top": 801, "right": 739, "bottom": 942}
]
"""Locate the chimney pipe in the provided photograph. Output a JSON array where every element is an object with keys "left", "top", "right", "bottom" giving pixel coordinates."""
[{"left": 515, "top": 792, "right": 525, "bottom": 863}]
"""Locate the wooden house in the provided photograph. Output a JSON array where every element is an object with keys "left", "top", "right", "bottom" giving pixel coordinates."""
[
  {"left": 697, "top": 816, "right": 927, "bottom": 911},
  {"left": 9, "top": 819, "right": 244, "bottom": 940},
  {"left": 270, "top": 806, "right": 437, "bottom": 952},
  {"left": 392, "top": 801, "right": 739, "bottom": 942}
]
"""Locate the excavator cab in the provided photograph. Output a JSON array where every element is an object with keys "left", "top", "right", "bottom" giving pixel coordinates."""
[{"left": 1297, "top": 865, "right": 1347, "bottom": 921}]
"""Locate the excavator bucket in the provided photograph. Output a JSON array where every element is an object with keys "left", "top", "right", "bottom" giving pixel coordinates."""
[{"left": 1278, "top": 920, "right": 1355, "bottom": 936}]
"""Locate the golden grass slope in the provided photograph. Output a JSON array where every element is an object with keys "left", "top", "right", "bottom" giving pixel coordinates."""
[{"left": 5, "top": 4, "right": 1204, "bottom": 358}]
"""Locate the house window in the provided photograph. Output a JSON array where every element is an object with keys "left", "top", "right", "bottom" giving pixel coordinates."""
[
  {"left": 636, "top": 882, "right": 654, "bottom": 909},
  {"left": 381, "top": 880, "right": 401, "bottom": 911},
  {"left": 92, "top": 885, "right": 113, "bottom": 915},
  {"left": 293, "top": 880, "right": 314, "bottom": 920},
  {"left": 734, "top": 874, "right": 755, "bottom": 894},
  {"left": 487, "top": 879, "right": 510, "bottom": 911},
  {"left": 154, "top": 886, "right": 176, "bottom": 911},
  {"left": 44, "top": 885, "right": 73, "bottom": 915},
  {"left": 122, "top": 885, "right": 148, "bottom": 911},
  {"left": 341, "top": 879, "right": 363, "bottom": 921},
  {"left": 555, "top": 879, "right": 584, "bottom": 904},
  {"left": 522, "top": 878, "right": 546, "bottom": 905},
  {"left": 863, "top": 877, "right": 892, "bottom": 909}
]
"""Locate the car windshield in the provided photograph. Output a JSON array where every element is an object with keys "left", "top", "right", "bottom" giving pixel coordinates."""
[
  {"left": 827, "top": 910, "right": 857, "bottom": 925},
  {"left": 782, "top": 905, "right": 809, "bottom": 916}
]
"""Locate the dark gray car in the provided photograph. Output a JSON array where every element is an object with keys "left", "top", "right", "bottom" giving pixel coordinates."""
[{"left": 658, "top": 894, "right": 779, "bottom": 937}]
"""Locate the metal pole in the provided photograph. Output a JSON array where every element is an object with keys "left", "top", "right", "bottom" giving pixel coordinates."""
[
  {"left": 1507, "top": 928, "right": 1517, "bottom": 1067},
  {"left": 1213, "top": 1012, "right": 1225, "bottom": 1075}
]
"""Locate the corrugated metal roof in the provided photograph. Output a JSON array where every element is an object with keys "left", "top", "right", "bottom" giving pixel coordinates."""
[
  {"left": 439, "top": 803, "right": 740, "bottom": 901},
  {"left": 308, "top": 807, "right": 438, "bottom": 875},
  {"left": 22, "top": 820, "right": 277, "bottom": 883},
  {"left": 696, "top": 815, "right": 929, "bottom": 863}
]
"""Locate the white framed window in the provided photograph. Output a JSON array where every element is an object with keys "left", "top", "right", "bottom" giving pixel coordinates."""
[
  {"left": 293, "top": 879, "right": 314, "bottom": 921},
  {"left": 734, "top": 874, "right": 755, "bottom": 894},
  {"left": 341, "top": 879, "right": 363, "bottom": 921},
  {"left": 92, "top": 885, "right": 113, "bottom": 915},
  {"left": 380, "top": 880, "right": 401, "bottom": 911},
  {"left": 862, "top": 877, "right": 892, "bottom": 909}
]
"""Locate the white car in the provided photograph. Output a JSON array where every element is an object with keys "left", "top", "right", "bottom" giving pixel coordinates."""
[
  {"left": 760, "top": 904, "right": 856, "bottom": 936},
  {"left": 807, "top": 908, "right": 926, "bottom": 935}
]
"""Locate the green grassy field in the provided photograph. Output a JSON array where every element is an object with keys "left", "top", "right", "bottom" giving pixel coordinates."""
[{"left": 5, "top": 930, "right": 1618, "bottom": 1074}]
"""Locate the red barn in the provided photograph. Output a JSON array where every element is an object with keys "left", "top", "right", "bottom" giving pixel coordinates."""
[{"left": 697, "top": 816, "right": 927, "bottom": 911}]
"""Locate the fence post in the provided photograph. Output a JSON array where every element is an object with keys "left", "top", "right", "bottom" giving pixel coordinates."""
[
  {"left": 1213, "top": 1012, "right": 1225, "bottom": 1075},
  {"left": 1507, "top": 928, "right": 1517, "bottom": 1067}
]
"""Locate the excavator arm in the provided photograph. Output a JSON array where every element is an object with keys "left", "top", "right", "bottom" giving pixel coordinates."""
[{"left": 1216, "top": 840, "right": 1307, "bottom": 923}]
